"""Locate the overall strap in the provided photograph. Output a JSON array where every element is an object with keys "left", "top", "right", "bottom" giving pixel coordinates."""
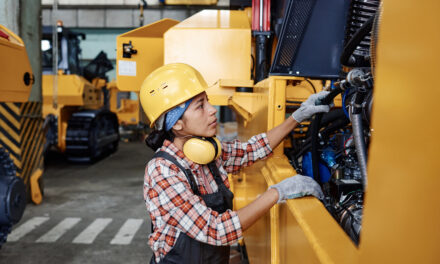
[
  {"left": 207, "top": 162, "right": 225, "bottom": 187},
  {"left": 153, "top": 151, "right": 200, "bottom": 195},
  {"left": 207, "top": 162, "right": 234, "bottom": 211}
]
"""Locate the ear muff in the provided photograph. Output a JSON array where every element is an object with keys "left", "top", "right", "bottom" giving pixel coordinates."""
[{"left": 183, "top": 137, "right": 222, "bottom": 164}]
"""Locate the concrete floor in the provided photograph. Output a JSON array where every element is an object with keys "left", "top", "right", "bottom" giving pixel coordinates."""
[{"left": 0, "top": 141, "right": 154, "bottom": 264}]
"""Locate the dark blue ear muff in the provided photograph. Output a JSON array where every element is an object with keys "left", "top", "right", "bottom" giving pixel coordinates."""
[{"left": 182, "top": 137, "right": 222, "bottom": 164}]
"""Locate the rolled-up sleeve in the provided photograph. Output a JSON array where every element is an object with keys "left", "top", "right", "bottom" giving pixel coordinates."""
[{"left": 220, "top": 133, "right": 273, "bottom": 173}]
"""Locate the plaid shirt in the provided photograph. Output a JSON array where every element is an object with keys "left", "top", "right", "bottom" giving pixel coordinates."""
[{"left": 144, "top": 133, "right": 272, "bottom": 262}]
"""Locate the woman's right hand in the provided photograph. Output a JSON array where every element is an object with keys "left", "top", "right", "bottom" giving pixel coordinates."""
[{"left": 269, "top": 175, "right": 324, "bottom": 203}]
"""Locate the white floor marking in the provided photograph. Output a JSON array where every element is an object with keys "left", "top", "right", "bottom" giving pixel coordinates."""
[
  {"left": 36, "top": 217, "right": 81, "bottom": 243},
  {"left": 72, "top": 218, "right": 112, "bottom": 244},
  {"left": 110, "top": 219, "right": 144, "bottom": 245},
  {"left": 7, "top": 217, "right": 50, "bottom": 242}
]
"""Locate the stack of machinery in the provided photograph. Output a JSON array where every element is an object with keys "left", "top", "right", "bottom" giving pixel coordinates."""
[{"left": 117, "top": 0, "right": 440, "bottom": 263}]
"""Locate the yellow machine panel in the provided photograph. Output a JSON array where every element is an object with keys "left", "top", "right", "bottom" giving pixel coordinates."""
[
  {"left": 164, "top": 10, "right": 252, "bottom": 85},
  {"left": 359, "top": 0, "right": 440, "bottom": 262},
  {"left": 116, "top": 19, "right": 179, "bottom": 92},
  {"left": 0, "top": 25, "right": 34, "bottom": 102},
  {"left": 42, "top": 75, "right": 103, "bottom": 109},
  {"left": 108, "top": 81, "right": 140, "bottom": 126}
]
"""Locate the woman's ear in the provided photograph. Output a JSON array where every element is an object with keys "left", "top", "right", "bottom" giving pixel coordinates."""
[{"left": 172, "top": 119, "right": 184, "bottom": 131}]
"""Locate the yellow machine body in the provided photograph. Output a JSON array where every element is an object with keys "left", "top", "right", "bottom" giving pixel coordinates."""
[
  {"left": 0, "top": 25, "right": 33, "bottom": 102},
  {"left": 42, "top": 74, "right": 103, "bottom": 109},
  {"left": 42, "top": 74, "right": 104, "bottom": 152},
  {"left": 118, "top": 2, "right": 440, "bottom": 262},
  {"left": 116, "top": 19, "right": 179, "bottom": 93},
  {"left": 0, "top": 25, "right": 44, "bottom": 204},
  {"left": 164, "top": 10, "right": 252, "bottom": 85},
  {"left": 108, "top": 81, "right": 140, "bottom": 126},
  {"left": 116, "top": 11, "right": 251, "bottom": 92}
]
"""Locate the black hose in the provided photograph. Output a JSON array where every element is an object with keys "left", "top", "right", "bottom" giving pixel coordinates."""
[
  {"left": 305, "top": 79, "right": 317, "bottom": 94},
  {"left": 350, "top": 90, "right": 369, "bottom": 188},
  {"left": 295, "top": 109, "right": 348, "bottom": 158},
  {"left": 340, "top": 15, "right": 375, "bottom": 66},
  {"left": 310, "top": 88, "right": 343, "bottom": 184}
]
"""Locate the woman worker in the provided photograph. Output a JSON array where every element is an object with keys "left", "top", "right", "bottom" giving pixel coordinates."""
[{"left": 141, "top": 63, "right": 331, "bottom": 264}]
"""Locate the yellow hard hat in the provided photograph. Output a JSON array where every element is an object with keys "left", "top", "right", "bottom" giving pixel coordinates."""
[{"left": 140, "top": 63, "right": 208, "bottom": 128}]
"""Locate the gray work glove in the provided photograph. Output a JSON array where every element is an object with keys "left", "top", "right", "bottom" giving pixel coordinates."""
[
  {"left": 269, "top": 175, "right": 324, "bottom": 203},
  {"left": 292, "top": 91, "right": 332, "bottom": 123}
]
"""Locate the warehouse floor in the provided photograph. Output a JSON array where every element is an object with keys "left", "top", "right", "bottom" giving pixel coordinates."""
[{"left": 0, "top": 141, "right": 154, "bottom": 264}]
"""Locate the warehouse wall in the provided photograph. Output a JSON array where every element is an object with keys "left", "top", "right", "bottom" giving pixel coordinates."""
[{"left": 0, "top": 0, "right": 20, "bottom": 34}]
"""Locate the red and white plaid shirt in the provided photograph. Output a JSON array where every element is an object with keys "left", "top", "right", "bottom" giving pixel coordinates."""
[{"left": 144, "top": 133, "right": 272, "bottom": 263}]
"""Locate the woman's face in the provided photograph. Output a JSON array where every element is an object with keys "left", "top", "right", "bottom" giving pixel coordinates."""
[{"left": 179, "top": 92, "right": 218, "bottom": 137}]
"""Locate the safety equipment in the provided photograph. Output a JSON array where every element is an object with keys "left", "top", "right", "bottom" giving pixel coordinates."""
[
  {"left": 140, "top": 63, "right": 208, "bottom": 128},
  {"left": 183, "top": 137, "right": 222, "bottom": 164},
  {"left": 292, "top": 91, "right": 332, "bottom": 123},
  {"left": 269, "top": 174, "right": 324, "bottom": 203}
]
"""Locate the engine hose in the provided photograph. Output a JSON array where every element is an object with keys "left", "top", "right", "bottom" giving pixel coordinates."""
[
  {"left": 350, "top": 90, "right": 369, "bottom": 188},
  {"left": 310, "top": 87, "right": 343, "bottom": 184},
  {"left": 340, "top": 15, "right": 375, "bottom": 66},
  {"left": 296, "top": 109, "right": 349, "bottom": 159},
  {"left": 351, "top": 114, "right": 368, "bottom": 188}
]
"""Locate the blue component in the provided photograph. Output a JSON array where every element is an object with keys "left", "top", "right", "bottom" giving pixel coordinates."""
[
  {"left": 321, "top": 146, "right": 338, "bottom": 169},
  {"left": 302, "top": 152, "right": 331, "bottom": 183}
]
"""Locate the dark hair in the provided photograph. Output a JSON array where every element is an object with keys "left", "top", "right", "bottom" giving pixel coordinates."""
[{"left": 145, "top": 129, "right": 175, "bottom": 151}]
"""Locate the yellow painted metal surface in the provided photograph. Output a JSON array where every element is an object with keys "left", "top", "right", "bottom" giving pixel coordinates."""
[
  {"left": 0, "top": 102, "right": 45, "bottom": 206},
  {"left": 358, "top": 1, "right": 440, "bottom": 263},
  {"left": 116, "top": 19, "right": 179, "bottom": 92},
  {"left": 30, "top": 168, "right": 43, "bottom": 205},
  {"left": 164, "top": 10, "right": 251, "bottom": 86},
  {"left": 42, "top": 75, "right": 103, "bottom": 109},
  {"left": 0, "top": 25, "right": 33, "bottom": 102},
  {"left": 108, "top": 82, "right": 140, "bottom": 126}
]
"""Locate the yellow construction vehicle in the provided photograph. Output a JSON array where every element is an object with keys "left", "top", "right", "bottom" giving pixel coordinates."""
[
  {"left": 42, "top": 23, "right": 119, "bottom": 162},
  {"left": 117, "top": 0, "right": 440, "bottom": 263},
  {"left": 0, "top": 25, "right": 43, "bottom": 247}
]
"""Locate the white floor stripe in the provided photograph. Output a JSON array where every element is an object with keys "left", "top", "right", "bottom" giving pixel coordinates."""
[
  {"left": 7, "top": 217, "right": 50, "bottom": 242},
  {"left": 36, "top": 217, "right": 81, "bottom": 243},
  {"left": 72, "top": 218, "right": 112, "bottom": 244},
  {"left": 110, "top": 219, "right": 144, "bottom": 245}
]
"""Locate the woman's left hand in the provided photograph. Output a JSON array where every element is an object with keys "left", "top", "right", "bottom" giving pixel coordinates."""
[{"left": 291, "top": 91, "right": 333, "bottom": 123}]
